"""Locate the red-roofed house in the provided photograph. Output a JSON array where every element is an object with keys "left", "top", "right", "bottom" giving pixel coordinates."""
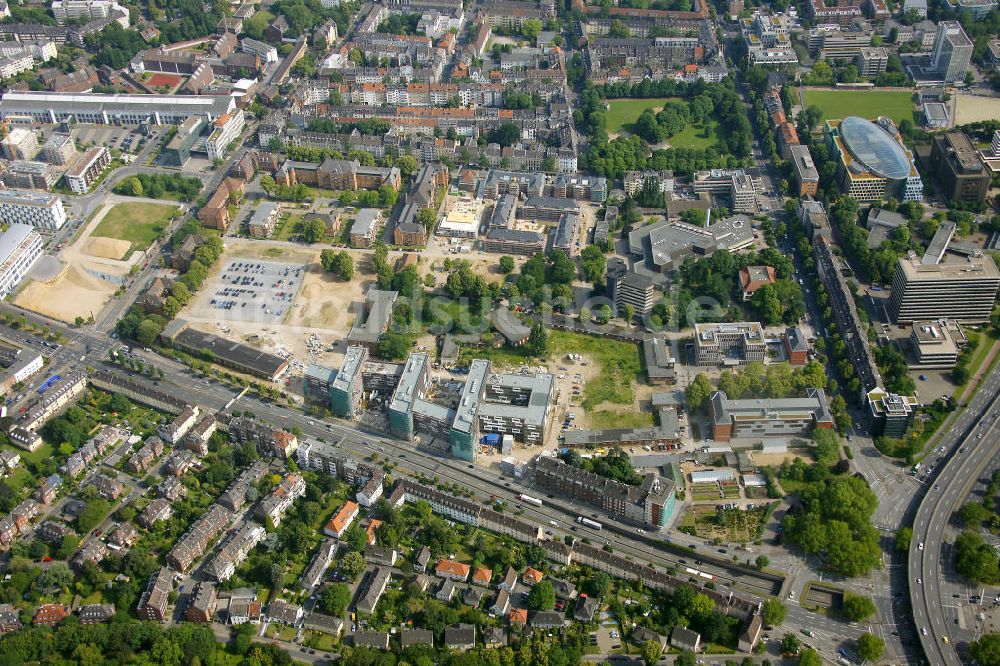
[{"left": 436, "top": 560, "right": 471, "bottom": 582}]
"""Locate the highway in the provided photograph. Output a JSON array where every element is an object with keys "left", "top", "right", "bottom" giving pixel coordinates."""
[{"left": 909, "top": 362, "right": 1000, "bottom": 665}]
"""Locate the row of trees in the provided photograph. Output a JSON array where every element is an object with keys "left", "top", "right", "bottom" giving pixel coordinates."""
[{"left": 114, "top": 173, "right": 203, "bottom": 202}]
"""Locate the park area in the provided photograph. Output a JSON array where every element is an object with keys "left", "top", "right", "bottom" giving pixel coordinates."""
[
  {"left": 605, "top": 97, "right": 720, "bottom": 148},
  {"left": 800, "top": 89, "right": 916, "bottom": 125},
  {"left": 91, "top": 202, "right": 179, "bottom": 259}
]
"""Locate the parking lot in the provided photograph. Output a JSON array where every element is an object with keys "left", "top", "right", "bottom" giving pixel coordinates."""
[
  {"left": 207, "top": 259, "right": 306, "bottom": 323},
  {"left": 71, "top": 125, "right": 146, "bottom": 153}
]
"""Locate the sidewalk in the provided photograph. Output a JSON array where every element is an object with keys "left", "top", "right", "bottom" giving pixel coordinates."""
[{"left": 922, "top": 337, "right": 1000, "bottom": 455}]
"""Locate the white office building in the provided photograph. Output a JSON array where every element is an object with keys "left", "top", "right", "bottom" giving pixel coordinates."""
[
  {"left": 0, "top": 189, "right": 66, "bottom": 229},
  {"left": 0, "top": 91, "right": 236, "bottom": 126},
  {"left": 206, "top": 108, "right": 245, "bottom": 162},
  {"left": 931, "top": 21, "right": 973, "bottom": 83},
  {"left": 51, "top": 0, "right": 129, "bottom": 26},
  {"left": 240, "top": 38, "right": 278, "bottom": 63},
  {"left": 0, "top": 224, "right": 42, "bottom": 299}
]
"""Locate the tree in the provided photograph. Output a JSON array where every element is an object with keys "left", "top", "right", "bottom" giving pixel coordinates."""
[
  {"left": 527, "top": 580, "right": 555, "bottom": 610},
  {"left": 397, "top": 155, "right": 418, "bottom": 180},
  {"left": 755, "top": 555, "right": 770, "bottom": 570},
  {"left": 623, "top": 303, "right": 635, "bottom": 323},
  {"left": 781, "top": 633, "right": 801, "bottom": 655},
  {"left": 857, "top": 632, "right": 884, "bottom": 661},
  {"left": 319, "top": 583, "right": 351, "bottom": 615},
  {"left": 521, "top": 18, "right": 542, "bottom": 41},
  {"left": 487, "top": 122, "right": 521, "bottom": 147},
  {"left": 301, "top": 218, "right": 326, "bottom": 243},
  {"left": 525, "top": 322, "right": 549, "bottom": 357},
  {"left": 958, "top": 502, "right": 991, "bottom": 527},
  {"left": 499, "top": 256, "right": 516, "bottom": 274},
  {"left": 685, "top": 373, "right": 714, "bottom": 411},
  {"left": 955, "top": 530, "right": 1000, "bottom": 583},
  {"left": 798, "top": 649, "right": 822, "bottom": 666},
  {"left": 895, "top": 526, "right": 912, "bottom": 551},
  {"left": 641, "top": 640, "right": 662, "bottom": 666},
  {"left": 588, "top": 571, "right": 611, "bottom": 598},
  {"left": 339, "top": 551, "right": 365, "bottom": 581},
  {"left": 842, "top": 594, "right": 876, "bottom": 621},
  {"left": 332, "top": 251, "right": 354, "bottom": 281},
  {"left": 377, "top": 332, "right": 412, "bottom": 361},
  {"left": 417, "top": 207, "right": 437, "bottom": 234},
  {"left": 762, "top": 597, "right": 786, "bottom": 627},
  {"left": 595, "top": 304, "right": 613, "bottom": 324},
  {"left": 971, "top": 633, "right": 1000, "bottom": 666},
  {"left": 675, "top": 651, "right": 696, "bottom": 666}
]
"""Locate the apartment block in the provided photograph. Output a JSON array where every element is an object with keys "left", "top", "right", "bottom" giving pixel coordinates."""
[
  {"left": 64, "top": 146, "right": 110, "bottom": 193},
  {"left": 0, "top": 188, "right": 66, "bottom": 229},
  {"left": 206, "top": 108, "right": 245, "bottom": 161},
  {"left": 137, "top": 567, "right": 172, "bottom": 621},
  {"left": 0, "top": 224, "right": 42, "bottom": 299}
]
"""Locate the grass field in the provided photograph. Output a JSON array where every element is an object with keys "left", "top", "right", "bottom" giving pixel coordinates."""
[
  {"left": 93, "top": 202, "right": 178, "bottom": 252},
  {"left": 668, "top": 118, "right": 721, "bottom": 149},
  {"left": 551, "top": 330, "right": 641, "bottom": 410},
  {"left": 801, "top": 89, "right": 917, "bottom": 125},
  {"left": 605, "top": 97, "right": 678, "bottom": 133},
  {"left": 589, "top": 410, "right": 654, "bottom": 430}
]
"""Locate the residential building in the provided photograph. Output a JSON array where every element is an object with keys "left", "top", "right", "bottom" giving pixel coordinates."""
[
  {"left": 1, "top": 160, "right": 60, "bottom": 190},
  {"left": 159, "top": 405, "right": 199, "bottom": 444},
  {"left": 356, "top": 567, "right": 391, "bottom": 615},
  {"left": 347, "top": 289, "right": 398, "bottom": 350},
  {"left": 0, "top": 188, "right": 66, "bottom": 229},
  {"left": 255, "top": 473, "right": 306, "bottom": 527},
  {"left": 444, "top": 624, "right": 476, "bottom": 651},
  {"left": 0, "top": 604, "right": 21, "bottom": 633},
  {"left": 137, "top": 568, "right": 172, "bottom": 621},
  {"left": 247, "top": 202, "right": 280, "bottom": 238},
  {"left": 738, "top": 265, "right": 775, "bottom": 301},
  {"left": 139, "top": 498, "right": 173, "bottom": 528},
  {"left": 186, "top": 582, "right": 217, "bottom": 623},
  {"left": 855, "top": 46, "right": 888, "bottom": 78},
  {"left": 534, "top": 456, "right": 675, "bottom": 528},
  {"left": 349, "top": 209, "right": 381, "bottom": 248},
  {"left": 64, "top": 146, "right": 110, "bottom": 193},
  {"left": 788, "top": 145, "right": 819, "bottom": 197},
  {"left": 32, "top": 604, "right": 67, "bottom": 626},
  {"left": 240, "top": 38, "right": 278, "bottom": 63},
  {"left": 436, "top": 559, "right": 471, "bottom": 581},
  {"left": 51, "top": 1, "right": 128, "bottom": 25},
  {"left": 930, "top": 132, "right": 990, "bottom": 204},
  {"left": 167, "top": 504, "right": 231, "bottom": 572},
  {"left": 39, "top": 132, "right": 75, "bottom": 164},
  {"left": 323, "top": 500, "right": 359, "bottom": 538},
  {"left": 737, "top": 614, "right": 763, "bottom": 652},
  {"left": 708, "top": 388, "right": 834, "bottom": 441},
  {"left": 889, "top": 255, "right": 1000, "bottom": 323},
  {"left": 783, "top": 327, "right": 810, "bottom": 366},
  {"left": 301, "top": 538, "right": 337, "bottom": 591},
  {"left": 942, "top": 0, "right": 997, "bottom": 17},
  {"left": 671, "top": 626, "right": 702, "bottom": 652},
  {"left": 77, "top": 603, "right": 115, "bottom": 624},
  {"left": 0, "top": 127, "right": 37, "bottom": 159},
  {"left": 267, "top": 599, "right": 303, "bottom": 626}
]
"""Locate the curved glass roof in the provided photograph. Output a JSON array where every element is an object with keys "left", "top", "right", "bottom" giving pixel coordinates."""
[{"left": 839, "top": 116, "right": 911, "bottom": 180}]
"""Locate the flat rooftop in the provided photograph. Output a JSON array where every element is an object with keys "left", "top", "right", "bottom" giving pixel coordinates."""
[
  {"left": 897, "top": 253, "right": 1000, "bottom": 281},
  {"left": 173, "top": 327, "right": 287, "bottom": 378}
]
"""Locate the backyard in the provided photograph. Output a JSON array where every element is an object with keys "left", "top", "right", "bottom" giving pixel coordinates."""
[
  {"left": 800, "top": 89, "right": 917, "bottom": 125},
  {"left": 91, "top": 202, "right": 179, "bottom": 254}
]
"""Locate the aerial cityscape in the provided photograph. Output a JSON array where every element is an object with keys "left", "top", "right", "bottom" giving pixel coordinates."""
[{"left": 0, "top": 0, "right": 994, "bottom": 664}]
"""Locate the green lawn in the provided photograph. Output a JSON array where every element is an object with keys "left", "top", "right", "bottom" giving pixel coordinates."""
[
  {"left": 605, "top": 97, "right": 680, "bottom": 134},
  {"left": 588, "top": 410, "right": 654, "bottom": 429},
  {"left": 668, "top": 118, "right": 721, "bottom": 150},
  {"left": 801, "top": 89, "right": 917, "bottom": 126},
  {"left": 92, "top": 202, "right": 178, "bottom": 254}
]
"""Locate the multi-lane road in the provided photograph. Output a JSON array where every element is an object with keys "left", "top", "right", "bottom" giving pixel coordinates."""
[{"left": 910, "top": 362, "right": 1000, "bottom": 665}]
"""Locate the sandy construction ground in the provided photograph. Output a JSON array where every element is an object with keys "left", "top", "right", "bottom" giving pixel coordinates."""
[
  {"left": 953, "top": 95, "right": 1000, "bottom": 125},
  {"left": 85, "top": 237, "right": 132, "bottom": 261},
  {"left": 15, "top": 203, "right": 144, "bottom": 323}
]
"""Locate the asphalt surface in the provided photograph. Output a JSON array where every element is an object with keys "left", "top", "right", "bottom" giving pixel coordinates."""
[{"left": 909, "top": 363, "right": 1000, "bottom": 666}]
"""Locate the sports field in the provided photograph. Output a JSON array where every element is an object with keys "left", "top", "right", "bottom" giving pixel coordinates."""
[
  {"left": 801, "top": 89, "right": 917, "bottom": 125},
  {"left": 92, "top": 202, "right": 178, "bottom": 253}
]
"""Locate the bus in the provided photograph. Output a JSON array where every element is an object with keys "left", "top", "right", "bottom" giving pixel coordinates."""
[{"left": 518, "top": 494, "right": 543, "bottom": 507}]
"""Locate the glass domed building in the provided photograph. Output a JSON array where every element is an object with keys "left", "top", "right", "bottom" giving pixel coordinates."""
[{"left": 825, "top": 116, "right": 923, "bottom": 203}]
